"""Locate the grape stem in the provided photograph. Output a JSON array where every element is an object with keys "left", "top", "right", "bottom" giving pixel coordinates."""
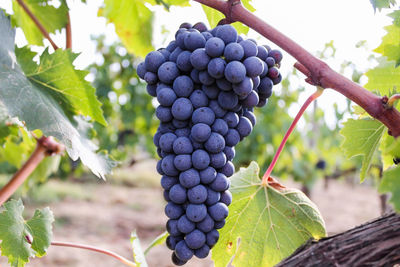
[
  {"left": 0, "top": 136, "right": 64, "bottom": 205},
  {"left": 15, "top": 0, "right": 59, "bottom": 50},
  {"left": 261, "top": 89, "right": 323, "bottom": 185},
  {"left": 66, "top": 12, "right": 72, "bottom": 49},
  {"left": 193, "top": 0, "right": 400, "bottom": 137},
  {"left": 387, "top": 94, "right": 400, "bottom": 108},
  {"left": 50, "top": 241, "right": 137, "bottom": 267}
]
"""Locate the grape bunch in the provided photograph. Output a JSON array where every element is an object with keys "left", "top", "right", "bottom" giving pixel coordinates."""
[{"left": 137, "top": 22, "right": 283, "bottom": 265}]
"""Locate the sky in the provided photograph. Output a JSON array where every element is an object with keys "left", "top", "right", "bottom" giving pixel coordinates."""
[{"left": 0, "top": 0, "right": 393, "bottom": 126}]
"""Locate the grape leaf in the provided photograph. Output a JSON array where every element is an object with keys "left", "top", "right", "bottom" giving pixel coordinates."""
[
  {"left": 212, "top": 162, "right": 326, "bottom": 267},
  {"left": 144, "top": 231, "right": 168, "bottom": 255},
  {"left": 11, "top": 0, "right": 68, "bottom": 46},
  {"left": 130, "top": 231, "right": 148, "bottom": 267},
  {"left": 100, "top": 0, "right": 154, "bottom": 57},
  {"left": 0, "top": 11, "right": 115, "bottom": 179},
  {"left": 365, "top": 58, "right": 400, "bottom": 96},
  {"left": 340, "top": 119, "right": 385, "bottom": 181},
  {"left": 0, "top": 199, "right": 54, "bottom": 267},
  {"left": 201, "top": 0, "right": 255, "bottom": 35},
  {"left": 16, "top": 47, "right": 107, "bottom": 126},
  {"left": 375, "top": 24, "right": 400, "bottom": 67},
  {"left": 370, "top": 0, "right": 397, "bottom": 11},
  {"left": 379, "top": 166, "right": 400, "bottom": 211},
  {"left": 380, "top": 133, "right": 400, "bottom": 169},
  {"left": 389, "top": 10, "right": 400, "bottom": 26}
]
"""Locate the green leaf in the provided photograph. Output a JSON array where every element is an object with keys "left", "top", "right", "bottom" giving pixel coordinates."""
[
  {"left": 389, "top": 10, "right": 400, "bottom": 26},
  {"left": 201, "top": 1, "right": 254, "bottom": 35},
  {"left": 369, "top": 0, "right": 397, "bottom": 11},
  {"left": 365, "top": 58, "right": 400, "bottom": 97},
  {"left": 0, "top": 11, "right": 115, "bottom": 179},
  {"left": 16, "top": 47, "right": 107, "bottom": 126},
  {"left": 11, "top": 0, "right": 68, "bottom": 46},
  {"left": 100, "top": 0, "right": 154, "bottom": 57},
  {"left": 212, "top": 162, "right": 326, "bottom": 267},
  {"left": 0, "top": 199, "right": 54, "bottom": 267},
  {"left": 340, "top": 119, "right": 385, "bottom": 181},
  {"left": 379, "top": 166, "right": 400, "bottom": 211},
  {"left": 375, "top": 24, "right": 400, "bottom": 66},
  {"left": 380, "top": 133, "right": 400, "bottom": 169},
  {"left": 130, "top": 231, "right": 148, "bottom": 267},
  {"left": 144, "top": 231, "right": 168, "bottom": 255}
]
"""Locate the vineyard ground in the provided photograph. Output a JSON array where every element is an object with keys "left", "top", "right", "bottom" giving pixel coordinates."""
[{"left": 0, "top": 159, "right": 381, "bottom": 267}]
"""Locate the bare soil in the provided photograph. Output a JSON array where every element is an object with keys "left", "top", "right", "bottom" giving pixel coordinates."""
[{"left": 0, "top": 160, "right": 382, "bottom": 267}]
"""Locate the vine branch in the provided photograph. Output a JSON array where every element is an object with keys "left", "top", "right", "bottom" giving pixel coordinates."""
[
  {"left": 262, "top": 89, "right": 323, "bottom": 184},
  {"left": 0, "top": 136, "right": 64, "bottom": 205},
  {"left": 66, "top": 12, "right": 72, "bottom": 49},
  {"left": 50, "top": 241, "right": 136, "bottom": 267},
  {"left": 16, "top": 0, "right": 59, "bottom": 50},
  {"left": 194, "top": 0, "right": 400, "bottom": 137}
]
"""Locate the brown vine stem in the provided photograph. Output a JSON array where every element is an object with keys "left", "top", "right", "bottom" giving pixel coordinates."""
[
  {"left": 50, "top": 241, "right": 136, "bottom": 267},
  {"left": 262, "top": 89, "right": 323, "bottom": 185},
  {"left": 194, "top": 0, "right": 400, "bottom": 137},
  {"left": 66, "top": 12, "right": 72, "bottom": 49},
  {"left": 16, "top": 0, "right": 59, "bottom": 50},
  {"left": 0, "top": 136, "right": 64, "bottom": 205}
]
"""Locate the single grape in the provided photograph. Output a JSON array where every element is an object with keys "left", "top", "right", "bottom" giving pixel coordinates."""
[
  {"left": 159, "top": 132, "right": 177, "bottom": 153},
  {"left": 205, "top": 37, "right": 225, "bottom": 58},
  {"left": 205, "top": 188, "right": 221, "bottom": 205},
  {"left": 197, "top": 215, "right": 215, "bottom": 233},
  {"left": 191, "top": 123, "right": 211, "bottom": 142},
  {"left": 210, "top": 173, "right": 230, "bottom": 191},
  {"left": 206, "top": 229, "right": 219, "bottom": 247},
  {"left": 223, "top": 112, "right": 239, "bottom": 128},
  {"left": 240, "top": 39, "right": 258, "bottom": 58},
  {"left": 169, "top": 47, "right": 183, "bottom": 62},
  {"left": 173, "top": 136, "right": 193, "bottom": 154},
  {"left": 158, "top": 62, "right": 180, "bottom": 84},
  {"left": 172, "top": 252, "right": 187, "bottom": 266},
  {"left": 220, "top": 190, "right": 233, "bottom": 206},
  {"left": 194, "top": 245, "right": 210, "bottom": 259},
  {"left": 144, "top": 71, "right": 158, "bottom": 84},
  {"left": 204, "top": 132, "right": 225, "bottom": 153},
  {"left": 210, "top": 152, "right": 227, "bottom": 169},
  {"left": 190, "top": 48, "right": 210, "bottom": 70},
  {"left": 208, "top": 202, "right": 229, "bottom": 221},
  {"left": 167, "top": 219, "right": 181, "bottom": 236},
  {"left": 192, "top": 149, "right": 211, "bottom": 170},
  {"left": 232, "top": 76, "right": 253, "bottom": 97},
  {"left": 225, "top": 61, "right": 246, "bottom": 83},
  {"left": 193, "top": 22, "right": 208, "bottom": 32},
  {"left": 211, "top": 118, "right": 229, "bottom": 136},
  {"left": 162, "top": 154, "right": 179, "bottom": 176},
  {"left": 172, "top": 98, "right": 193, "bottom": 120},
  {"left": 219, "top": 161, "right": 235, "bottom": 177},
  {"left": 137, "top": 62, "right": 147, "bottom": 79},
  {"left": 268, "top": 49, "right": 283, "bottom": 63},
  {"left": 161, "top": 175, "right": 178, "bottom": 190},
  {"left": 165, "top": 202, "right": 184, "bottom": 219},
  {"left": 145, "top": 51, "right": 166, "bottom": 72},
  {"left": 224, "top": 42, "right": 244, "bottom": 62},
  {"left": 208, "top": 57, "right": 226, "bottom": 79},
  {"left": 199, "top": 71, "right": 215, "bottom": 86},
  {"left": 257, "top": 45, "right": 269, "bottom": 61},
  {"left": 166, "top": 40, "right": 178, "bottom": 52},
  {"left": 209, "top": 100, "right": 228, "bottom": 118},
  {"left": 192, "top": 107, "right": 216, "bottom": 125},
  {"left": 175, "top": 240, "right": 194, "bottom": 261},
  {"left": 225, "top": 129, "right": 240, "bottom": 146},
  {"left": 243, "top": 56, "right": 264, "bottom": 77},
  {"left": 187, "top": 184, "right": 208, "bottom": 204},
  {"left": 223, "top": 146, "right": 235, "bottom": 161},
  {"left": 177, "top": 215, "right": 196, "bottom": 234},
  {"left": 173, "top": 76, "right": 194, "bottom": 98},
  {"left": 216, "top": 77, "right": 232, "bottom": 91},
  {"left": 186, "top": 204, "right": 207, "bottom": 222},
  {"left": 157, "top": 88, "right": 177, "bottom": 107},
  {"left": 242, "top": 90, "right": 259, "bottom": 108},
  {"left": 200, "top": 167, "right": 217, "bottom": 184},
  {"left": 176, "top": 51, "right": 193, "bottom": 72},
  {"left": 174, "top": 154, "right": 192, "bottom": 171},
  {"left": 190, "top": 90, "right": 209, "bottom": 108},
  {"left": 184, "top": 31, "right": 206, "bottom": 51},
  {"left": 185, "top": 229, "right": 206, "bottom": 249},
  {"left": 179, "top": 168, "right": 201, "bottom": 188},
  {"left": 218, "top": 91, "right": 238, "bottom": 110},
  {"left": 216, "top": 24, "right": 238, "bottom": 44}
]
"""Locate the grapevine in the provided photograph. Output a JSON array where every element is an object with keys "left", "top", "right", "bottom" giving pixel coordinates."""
[{"left": 138, "top": 22, "right": 283, "bottom": 265}]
